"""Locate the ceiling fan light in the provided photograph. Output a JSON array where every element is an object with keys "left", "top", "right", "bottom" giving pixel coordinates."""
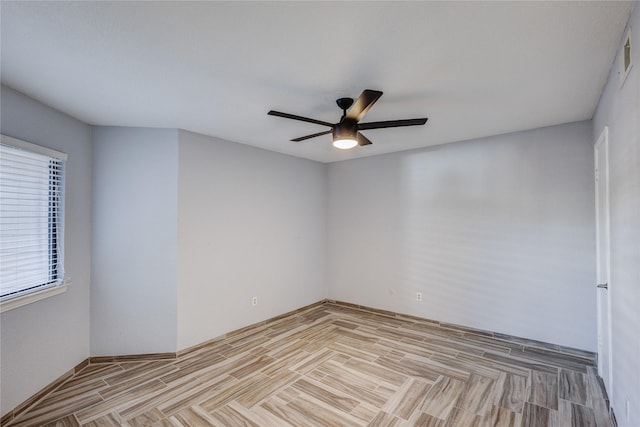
[
  {"left": 333, "top": 138, "right": 358, "bottom": 149},
  {"left": 332, "top": 121, "right": 358, "bottom": 149}
]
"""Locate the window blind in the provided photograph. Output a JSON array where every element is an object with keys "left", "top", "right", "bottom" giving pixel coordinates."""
[{"left": 0, "top": 135, "right": 67, "bottom": 299}]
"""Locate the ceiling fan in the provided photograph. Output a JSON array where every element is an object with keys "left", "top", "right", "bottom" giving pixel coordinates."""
[{"left": 268, "top": 89, "right": 428, "bottom": 149}]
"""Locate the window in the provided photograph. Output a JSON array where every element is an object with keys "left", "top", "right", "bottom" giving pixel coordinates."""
[{"left": 0, "top": 134, "right": 68, "bottom": 312}]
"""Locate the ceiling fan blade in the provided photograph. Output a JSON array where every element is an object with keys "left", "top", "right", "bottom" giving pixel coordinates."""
[
  {"left": 346, "top": 89, "right": 383, "bottom": 122},
  {"left": 357, "top": 132, "right": 373, "bottom": 146},
  {"left": 291, "top": 130, "right": 332, "bottom": 142},
  {"left": 358, "top": 118, "right": 428, "bottom": 130},
  {"left": 268, "top": 110, "right": 334, "bottom": 127}
]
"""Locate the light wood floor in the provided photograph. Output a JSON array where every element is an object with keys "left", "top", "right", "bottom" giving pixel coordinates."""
[{"left": 5, "top": 301, "right": 611, "bottom": 427}]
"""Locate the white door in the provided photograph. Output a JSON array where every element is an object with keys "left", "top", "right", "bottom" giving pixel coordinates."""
[{"left": 595, "top": 127, "right": 612, "bottom": 396}]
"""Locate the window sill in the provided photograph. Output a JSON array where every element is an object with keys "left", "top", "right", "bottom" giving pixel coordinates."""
[{"left": 0, "top": 282, "right": 70, "bottom": 314}]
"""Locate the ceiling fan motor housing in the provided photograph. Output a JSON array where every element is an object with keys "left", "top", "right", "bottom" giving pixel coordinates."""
[{"left": 333, "top": 118, "right": 358, "bottom": 141}]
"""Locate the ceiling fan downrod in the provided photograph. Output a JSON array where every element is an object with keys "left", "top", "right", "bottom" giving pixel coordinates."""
[{"left": 336, "top": 97, "right": 354, "bottom": 119}]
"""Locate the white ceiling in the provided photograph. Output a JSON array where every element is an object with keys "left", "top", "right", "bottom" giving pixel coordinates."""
[{"left": 0, "top": 1, "right": 633, "bottom": 163}]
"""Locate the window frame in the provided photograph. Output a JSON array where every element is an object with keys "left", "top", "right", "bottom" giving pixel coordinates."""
[{"left": 0, "top": 134, "right": 69, "bottom": 313}]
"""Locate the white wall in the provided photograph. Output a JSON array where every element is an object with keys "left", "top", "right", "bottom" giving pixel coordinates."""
[
  {"left": 328, "top": 121, "right": 596, "bottom": 351},
  {"left": 0, "top": 85, "right": 92, "bottom": 416},
  {"left": 90, "top": 127, "right": 327, "bottom": 354},
  {"left": 592, "top": 4, "right": 639, "bottom": 426},
  {"left": 91, "top": 127, "right": 178, "bottom": 355},
  {"left": 176, "top": 130, "right": 327, "bottom": 350}
]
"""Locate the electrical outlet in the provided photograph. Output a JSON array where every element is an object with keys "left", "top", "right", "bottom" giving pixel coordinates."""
[
  {"left": 416, "top": 292, "right": 422, "bottom": 302},
  {"left": 251, "top": 296, "right": 258, "bottom": 306}
]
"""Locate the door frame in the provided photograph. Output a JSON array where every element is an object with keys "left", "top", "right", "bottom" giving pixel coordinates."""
[{"left": 594, "top": 126, "right": 613, "bottom": 396}]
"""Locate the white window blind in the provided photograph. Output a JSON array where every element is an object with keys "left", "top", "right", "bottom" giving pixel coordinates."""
[{"left": 0, "top": 135, "right": 67, "bottom": 300}]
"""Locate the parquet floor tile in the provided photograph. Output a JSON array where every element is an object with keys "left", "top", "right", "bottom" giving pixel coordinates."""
[{"left": 5, "top": 302, "right": 610, "bottom": 426}]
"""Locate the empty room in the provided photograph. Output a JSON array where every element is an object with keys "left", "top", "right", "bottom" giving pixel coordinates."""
[{"left": 0, "top": 1, "right": 638, "bottom": 426}]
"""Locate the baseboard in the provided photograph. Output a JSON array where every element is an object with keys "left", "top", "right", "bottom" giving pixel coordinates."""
[
  {"left": 177, "top": 299, "right": 326, "bottom": 357},
  {"left": 327, "top": 299, "right": 597, "bottom": 361},
  {"left": 89, "top": 352, "right": 177, "bottom": 364}
]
